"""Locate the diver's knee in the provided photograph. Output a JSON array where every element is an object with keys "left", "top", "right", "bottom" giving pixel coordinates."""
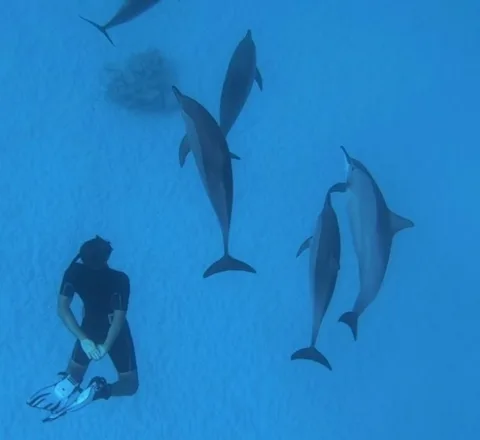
[
  {"left": 119, "top": 371, "right": 139, "bottom": 396},
  {"left": 128, "top": 379, "right": 139, "bottom": 396},
  {"left": 126, "top": 377, "right": 139, "bottom": 396}
]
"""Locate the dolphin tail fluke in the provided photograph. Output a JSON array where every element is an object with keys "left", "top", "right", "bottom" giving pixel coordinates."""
[
  {"left": 79, "top": 16, "right": 115, "bottom": 46},
  {"left": 290, "top": 346, "right": 332, "bottom": 370},
  {"left": 203, "top": 254, "right": 256, "bottom": 278},
  {"left": 339, "top": 311, "right": 359, "bottom": 340}
]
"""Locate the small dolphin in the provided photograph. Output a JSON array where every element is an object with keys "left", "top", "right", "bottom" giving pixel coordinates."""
[
  {"left": 291, "top": 182, "right": 346, "bottom": 370},
  {"left": 338, "top": 146, "right": 414, "bottom": 340},
  {"left": 172, "top": 86, "right": 256, "bottom": 278},
  {"left": 79, "top": 0, "right": 161, "bottom": 46},
  {"left": 219, "top": 29, "right": 263, "bottom": 137}
]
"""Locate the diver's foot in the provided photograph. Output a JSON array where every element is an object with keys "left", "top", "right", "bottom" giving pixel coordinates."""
[{"left": 89, "top": 376, "right": 112, "bottom": 401}]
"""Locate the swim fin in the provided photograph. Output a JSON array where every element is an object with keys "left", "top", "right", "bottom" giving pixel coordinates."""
[
  {"left": 27, "top": 372, "right": 81, "bottom": 414},
  {"left": 42, "top": 376, "right": 109, "bottom": 423}
]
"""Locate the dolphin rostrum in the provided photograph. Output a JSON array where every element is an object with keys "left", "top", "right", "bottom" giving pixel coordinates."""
[
  {"left": 338, "top": 146, "right": 414, "bottom": 340},
  {"left": 291, "top": 182, "right": 346, "bottom": 370},
  {"left": 172, "top": 86, "right": 256, "bottom": 278},
  {"left": 79, "top": 0, "right": 161, "bottom": 46},
  {"left": 219, "top": 29, "right": 263, "bottom": 137}
]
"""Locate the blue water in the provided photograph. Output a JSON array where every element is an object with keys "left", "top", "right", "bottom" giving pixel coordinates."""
[{"left": 1, "top": 0, "right": 479, "bottom": 438}]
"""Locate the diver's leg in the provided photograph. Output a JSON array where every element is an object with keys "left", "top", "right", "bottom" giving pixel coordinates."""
[
  {"left": 106, "top": 322, "right": 139, "bottom": 398},
  {"left": 66, "top": 339, "right": 90, "bottom": 384}
]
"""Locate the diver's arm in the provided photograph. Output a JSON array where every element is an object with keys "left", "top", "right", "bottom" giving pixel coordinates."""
[
  {"left": 103, "top": 310, "right": 126, "bottom": 351},
  {"left": 57, "top": 293, "right": 88, "bottom": 341},
  {"left": 103, "top": 273, "right": 130, "bottom": 351},
  {"left": 57, "top": 268, "right": 88, "bottom": 341}
]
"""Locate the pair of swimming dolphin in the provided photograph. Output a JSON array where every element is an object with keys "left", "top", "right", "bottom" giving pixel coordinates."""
[
  {"left": 291, "top": 147, "right": 414, "bottom": 370},
  {"left": 179, "top": 29, "right": 263, "bottom": 167},
  {"left": 79, "top": 0, "right": 161, "bottom": 47},
  {"left": 171, "top": 31, "right": 262, "bottom": 278}
]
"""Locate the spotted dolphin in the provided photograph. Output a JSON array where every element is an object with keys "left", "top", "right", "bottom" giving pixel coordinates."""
[
  {"left": 291, "top": 182, "right": 347, "bottom": 370},
  {"left": 172, "top": 86, "right": 256, "bottom": 278},
  {"left": 338, "top": 146, "right": 414, "bottom": 340},
  {"left": 219, "top": 29, "right": 263, "bottom": 137},
  {"left": 79, "top": 0, "right": 161, "bottom": 46}
]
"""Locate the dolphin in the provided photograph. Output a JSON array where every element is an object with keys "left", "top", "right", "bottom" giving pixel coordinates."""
[
  {"left": 172, "top": 86, "right": 256, "bottom": 278},
  {"left": 219, "top": 29, "right": 263, "bottom": 137},
  {"left": 79, "top": 0, "right": 161, "bottom": 46},
  {"left": 338, "top": 146, "right": 414, "bottom": 340},
  {"left": 291, "top": 182, "right": 347, "bottom": 370}
]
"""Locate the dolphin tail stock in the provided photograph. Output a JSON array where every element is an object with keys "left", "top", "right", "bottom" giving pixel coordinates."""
[
  {"left": 203, "top": 253, "right": 256, "bottom": 278},
  {"left": 338, "top": 311, "right": 359, "bottom": 341},
  {"left": 79, "top": 16, "right": 115, "bottom": 46},
  {"left": 290, "top": 346, "right": 332, "bottom": 370}
]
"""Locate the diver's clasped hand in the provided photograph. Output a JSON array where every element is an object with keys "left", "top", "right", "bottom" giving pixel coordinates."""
[{"left": 79, "top": 339, "right": 108, "bottom": 361}]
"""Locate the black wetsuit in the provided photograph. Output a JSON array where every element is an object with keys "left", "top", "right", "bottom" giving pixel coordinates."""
[{"left": 59, "top": 262, "right": 137, "bottom": 373}]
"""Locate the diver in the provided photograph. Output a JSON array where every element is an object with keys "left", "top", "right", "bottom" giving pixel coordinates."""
[{"left": 27, "top": 235, "right": 139, "bottom": 418}]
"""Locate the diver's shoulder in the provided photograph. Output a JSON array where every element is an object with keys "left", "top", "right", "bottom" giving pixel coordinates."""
[
  {"left": 62, "top": 262, "right": 87, "bottom": 284},
  {"left": 108, "top": 267, "right": 129, "bottom": 281},
  {"left": 65, "top": 262, "right": 84, "bottom": 276}
]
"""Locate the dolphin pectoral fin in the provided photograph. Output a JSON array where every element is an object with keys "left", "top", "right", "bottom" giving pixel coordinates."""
[
  {"left": 203, "top": 254, "right": 256, "bottom": 278},
  {"left": 389, "top": 211, "right": 414, "bottom": 235},
  {"left": 179, "top": 135, "right": 190, "bottom": 167},
  {"left": 229, "top": 152, "right": 241, "bottom": 160},
  {"left": 79, "top": 16, "right": 115, "bottom": 46},
  {"left": 255, "top": 67, "right": 263, "bottom": 91},
  {"left": 296, "top": 237, "right": 312, "bottom": 257},
  {"left": 328, "top": 182, "right": 348, "bottom": 194},
  {"left": 291, "top": 346, "right": 332, "bottom": 370},
  {"left": 339, "top": 311, "right": 359, "bottom": 341}
]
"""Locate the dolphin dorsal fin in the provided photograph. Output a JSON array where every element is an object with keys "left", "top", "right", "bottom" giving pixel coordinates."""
[{"left": 389, "top": 210, "right": 414, "bottom": 235}]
